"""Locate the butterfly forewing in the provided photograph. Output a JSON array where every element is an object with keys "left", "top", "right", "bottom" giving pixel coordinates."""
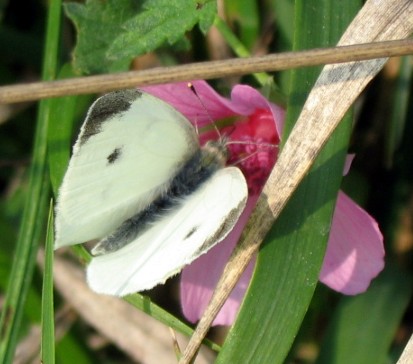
[{"left": 55, "top": 90, "right": 199, "bottom": 248}]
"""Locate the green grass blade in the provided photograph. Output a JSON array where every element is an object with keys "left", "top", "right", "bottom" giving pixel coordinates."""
[
  {"left": 123, "top": 295, "right": 221, "bottom": 352},
  {"left": 385, "top": 57, "right": 413, "bottom": 167},
  {"left": 223, "top": 0, "right": 259, "bottom": 50},
  {"left": 0, "top": 0, "right": 62, "bottom": 361},
  {"left": 41, "top": 202, "right": 55, "bottom": 364},
  {"left": 216, "top": 1, "right": 361, "bottom": 362},
  {"left": 213, "top": 16, "right": 270, "bottom": 86},
  {"left": 316, "top": 265, "right": 412, "bottom": 364},
  {"left": 47, "top": 64, "right": 94, "bottom": 194}
]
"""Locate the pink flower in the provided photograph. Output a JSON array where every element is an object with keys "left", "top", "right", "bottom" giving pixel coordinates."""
[{"left": 143, "top": 80, "right": 385, "bottom": 326}]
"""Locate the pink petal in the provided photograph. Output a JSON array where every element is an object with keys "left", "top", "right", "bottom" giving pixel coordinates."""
[
  {"left": 180, "top": 196, "right": 258, "bottom": 325},
  {"left": 230, "top": 85, "right": 284, "bottom": 136},
  {"left": 319, "top": 191, "right": 385, "bottom": 294},
  {"left": 142, "top": 81, "right": 234, "bottom": 126},
  {"left": 142, "top": 81, "right": 284, "bottom": 138}
]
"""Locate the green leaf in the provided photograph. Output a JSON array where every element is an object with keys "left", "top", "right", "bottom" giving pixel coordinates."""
[
  {"left": 216, "top": 1, "right": 361, "bottom": 363},
  {"left": 123, "top": 295, "right": 221, "bottom": 352},
  {"left": 223, "top": 0, "right": 259, "bottom": 50},
  {"left": 41, "top": 203, "right": 55, "bottom": 364},
  {"left": 107, "top": 0, "right": 216, "bottom": 63},
  {"left": 0, "top": 0, "right": 62, "bottom": 361},
  {"left": 213, "top": 16, "right": 272, "bottom": 87},
  {"left": 56, "top": 333, "right": 95, "bottom": 364},
  {"left": 316, "top": 265, "right": 412, "bottom": 364},
  {"left": 64, "top": 0, "right": 216, "bottom": 74},
  {"left": 47, "top": 64, "right": 94, "bottom": 194},
  {"left": 384, "top": 57, "right": 412, "bottom": 167},
  {"left": 64, "top": 0, "right": 140, "bottom": 74}
]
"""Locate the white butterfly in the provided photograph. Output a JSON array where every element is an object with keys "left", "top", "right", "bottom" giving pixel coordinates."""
[{"left": 54, "top": 89, "right": 248, "bottom": 296}]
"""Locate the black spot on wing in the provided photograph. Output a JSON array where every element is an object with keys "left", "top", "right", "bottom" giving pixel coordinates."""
[
  {"left": 184, "top": 226, "right": 199, "bottom": 240},
  {"left": 80, "top": 89, "right": 142, "bottom": 146},
  {"left": 193, "top": 198, "right": 247, "bottom": 257},
  {"left": 107, "top": 147, "right": 123, "bottom": 164}
]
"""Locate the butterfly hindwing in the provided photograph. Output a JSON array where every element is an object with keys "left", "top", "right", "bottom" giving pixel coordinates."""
[
  {"left": 86, "top": 166, "right": 248, "bottom": 296},
  {"left": 55, "top": 90, "right": 199, "bottom": 248}
]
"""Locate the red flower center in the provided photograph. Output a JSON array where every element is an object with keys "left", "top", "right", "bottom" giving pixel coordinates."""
[{"left": 225, "top": 109, "right": 279, "bottom": 195}]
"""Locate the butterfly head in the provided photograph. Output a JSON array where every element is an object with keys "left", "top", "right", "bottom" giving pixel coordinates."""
[{"left": 201, "top": 137, "right": 229, "bottom": 169}]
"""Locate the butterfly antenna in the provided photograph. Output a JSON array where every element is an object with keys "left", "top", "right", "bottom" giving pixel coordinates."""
[
  {"left": 228, "top": 141, "right": 279, "bottom": 166},
  {"left": 188, "top": 83, "right": 221, "bottom": 139},
  {"left": 226, "top": 140, "right": 278, "bottom": 149},
  {"left": 231, "top": 150, "right": 259, "bottom": 166}
]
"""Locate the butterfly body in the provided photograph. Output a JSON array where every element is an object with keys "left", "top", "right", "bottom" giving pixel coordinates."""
[{"left": 93, "top": 139, "right": 230, "bottom": 255}]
